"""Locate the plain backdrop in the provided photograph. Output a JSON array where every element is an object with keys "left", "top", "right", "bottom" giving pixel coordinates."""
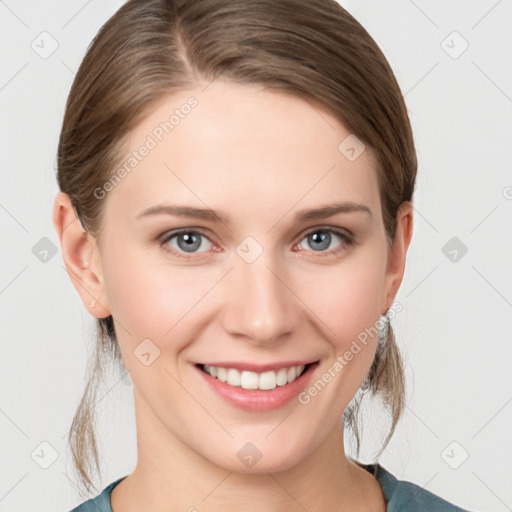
[{"left": 1, "top": 1, "right": 511, "bottom": 511}]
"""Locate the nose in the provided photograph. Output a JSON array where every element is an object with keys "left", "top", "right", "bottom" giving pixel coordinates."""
[{"left": 221, "top": 252, "right": 299, "bottom": 345}]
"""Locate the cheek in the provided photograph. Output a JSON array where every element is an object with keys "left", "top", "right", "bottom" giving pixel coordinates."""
[
  {"left": 296, "top": 254, "right": 385, "bottom": 346},
  {"left": 102, "top": 233, "right": 386, "bottom": 361},
  {"left": 102, "top": 250, "right": 219, "bottom": 349}
]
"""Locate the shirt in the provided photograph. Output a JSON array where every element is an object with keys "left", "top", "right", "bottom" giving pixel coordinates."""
[{"left": 69, "top": 462, "right": 473, "bottom": 511}]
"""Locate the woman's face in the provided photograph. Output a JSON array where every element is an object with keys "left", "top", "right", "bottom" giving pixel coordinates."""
[{"left": 61, "top": 80, "right": 412, "bottom": 473}]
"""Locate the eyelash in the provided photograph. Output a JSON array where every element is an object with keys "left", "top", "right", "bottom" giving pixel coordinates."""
[{"left": 159, "top": 226, "right": 355, "bottom": 260}]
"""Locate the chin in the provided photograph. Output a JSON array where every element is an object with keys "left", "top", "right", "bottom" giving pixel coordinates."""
[{"left": 201, "top": 434, "right": 312, "bottom": 475}]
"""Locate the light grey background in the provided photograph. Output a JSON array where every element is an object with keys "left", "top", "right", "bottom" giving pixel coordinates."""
[{"left": 1, "top": 1, "right": 511, "bottom": 511}]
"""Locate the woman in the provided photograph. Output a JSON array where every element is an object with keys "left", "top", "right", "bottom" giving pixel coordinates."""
[{"left": 53, "top": 0, "right": 473, "bottom": 510}]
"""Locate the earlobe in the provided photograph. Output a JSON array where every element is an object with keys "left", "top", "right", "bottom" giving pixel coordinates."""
[{"left": 52, "top": 191, "right": 111, "bottom": 318}]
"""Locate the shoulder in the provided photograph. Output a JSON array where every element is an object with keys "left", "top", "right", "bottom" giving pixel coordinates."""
[
  {"left": 359, "top": 463, "right": 474, "bottom": 512},
  {"left": 67, "top": 476, "right": 127, "bottom": 512}
]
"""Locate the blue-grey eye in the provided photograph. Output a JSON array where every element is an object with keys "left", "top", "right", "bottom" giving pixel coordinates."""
[
  {"left": 298, "top": 228, "right": 351, "bottom": 253},
  {"left": 308, "top": 231, "right": 331, "bottom": 251},
  {"left": 165, "top": 231, "right": 213, "bottom": 253}
]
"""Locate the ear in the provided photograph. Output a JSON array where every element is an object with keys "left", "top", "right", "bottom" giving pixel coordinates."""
[
  {"left": 381, "top": 200, "right": 414, "bottom": 314},
  {"left": 52, "top": 191, "right": 111, "bottom": 318}
]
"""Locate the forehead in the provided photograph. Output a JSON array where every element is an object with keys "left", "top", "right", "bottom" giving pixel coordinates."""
[{"left": 104, "top": 81, "right": 380, "bottom": 224}]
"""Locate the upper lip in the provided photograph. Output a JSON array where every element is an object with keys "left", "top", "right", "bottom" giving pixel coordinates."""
[{"left": 197, "top": 360, "right": 318, "bottom": 373}]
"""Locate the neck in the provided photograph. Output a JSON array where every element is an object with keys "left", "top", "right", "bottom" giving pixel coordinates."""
[{"left": 111, "top": 390, "right": 385, "bottom": 512}]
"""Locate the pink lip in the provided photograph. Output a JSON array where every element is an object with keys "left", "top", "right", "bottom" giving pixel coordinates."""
[
  {"left": 194, "top": 361, "right": 319, "bottom": 412},
  {"left": 198, "top": 360, "right": 316, "bottom": 372}
]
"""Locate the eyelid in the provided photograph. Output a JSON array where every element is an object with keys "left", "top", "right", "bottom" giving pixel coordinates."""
[
  {"left": 299, "top": 225, "right": 353, "bottom": 241},
  {"left": 159, "top": 226, "right": 215, "bottom": 244}
]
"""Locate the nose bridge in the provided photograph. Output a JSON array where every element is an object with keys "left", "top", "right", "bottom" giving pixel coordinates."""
[{"left": 222, "top": 249, "right": 297, "bottom": 343}]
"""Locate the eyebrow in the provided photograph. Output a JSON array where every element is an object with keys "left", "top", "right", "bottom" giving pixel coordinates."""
[{"left": 136, "top": 202, "right": 372, "bottom": 224}]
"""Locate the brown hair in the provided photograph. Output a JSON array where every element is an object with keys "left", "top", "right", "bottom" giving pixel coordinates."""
[{"left": 57, "top": 0, "right": 416, "bottom": 494}]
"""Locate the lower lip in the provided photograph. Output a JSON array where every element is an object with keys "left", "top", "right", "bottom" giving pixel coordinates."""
[{"left": 195, "top": 363, "right": 319, "bottom": 412}]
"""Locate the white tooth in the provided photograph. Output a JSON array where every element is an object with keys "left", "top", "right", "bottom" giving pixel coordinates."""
[
  {"left": 226, "top": 368, "right": 241, "bottom": 387},
  {"left": 240, "top": 370, "right": 259, "bottom": 390},
  {"left": 276, "top": 368, "right": 288, "bottom": 386},
  {"left": 209, "top": 364, "right": 307, "bottom": 388},
  {"left": 216, "top": 367, "right": 227, "bottom": 382},
  {"left": 259, "top": 371, "right": 277, "bottom": 390},
  {"left": 287, "top": 366, "right": 297, "bottom": 383}
]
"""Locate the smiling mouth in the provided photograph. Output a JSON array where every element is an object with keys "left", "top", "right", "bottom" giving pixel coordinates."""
[{"left": 197, "top": 362, "right": 315, "bottom": 391}]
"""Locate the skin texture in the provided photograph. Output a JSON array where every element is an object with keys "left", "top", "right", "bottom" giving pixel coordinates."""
[{"left": 54, "top": 80, "right": 413, "bottom": 511}]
